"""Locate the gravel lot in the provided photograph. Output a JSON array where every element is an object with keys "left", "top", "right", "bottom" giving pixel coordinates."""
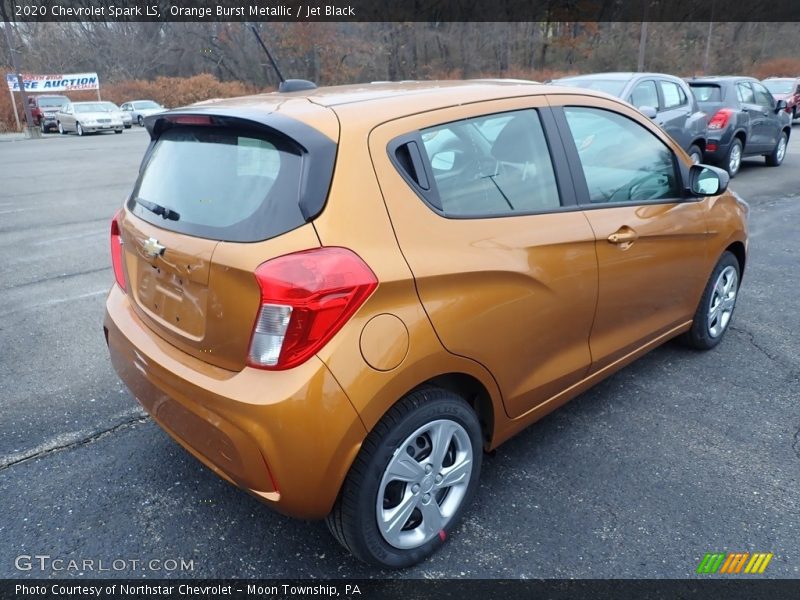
[{"left": 0, "top": 124, "right": 798, "bottom": 579}]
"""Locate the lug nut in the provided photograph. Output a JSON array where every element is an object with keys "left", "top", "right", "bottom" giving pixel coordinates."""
[
  {"left": 425, "top": 464, "right": 433, "bottom": 474},
  {"left": 411, "top": 484, "right": 420, "bottom": 494},
  {"left": 435, "top": 474, "right": 443, "bottom": 484},
  {"left": 422, "top": 494, "right": 431, "bottom": 503}
]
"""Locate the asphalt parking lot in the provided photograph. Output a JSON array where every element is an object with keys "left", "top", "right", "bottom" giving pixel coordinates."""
[{"left": 0, "top": 124, "right": 798, "bottom": 579}]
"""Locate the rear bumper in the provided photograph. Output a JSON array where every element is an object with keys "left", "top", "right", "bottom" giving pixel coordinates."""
[
  {"left": 103, "top": 285, "right": 367, "bottom": 519},
  {"left": 703, "top": 129, "right": 735, "bottom": 161}
]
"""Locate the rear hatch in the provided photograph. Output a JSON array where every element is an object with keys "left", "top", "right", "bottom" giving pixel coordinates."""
[
  {"left": 688, "top": 82, "right": 727, "bottom": 118},
  {"left": 118, "top": 103, "right": 338, "bottom": 371}
]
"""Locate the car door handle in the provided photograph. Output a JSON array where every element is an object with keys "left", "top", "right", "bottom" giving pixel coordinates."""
[{"left": 608, "top": 227, "right": 639, "bottom": 245}]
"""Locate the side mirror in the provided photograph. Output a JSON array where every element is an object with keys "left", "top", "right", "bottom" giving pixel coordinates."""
[
  {"left": 775, "top": 99, "right": 788, "bottom": 112},
  {"left": 689, "top": 164, "right": 729, "bottom": 196},
  {"left": 639, "top": 106, "right": 657, "bottom": 119}
]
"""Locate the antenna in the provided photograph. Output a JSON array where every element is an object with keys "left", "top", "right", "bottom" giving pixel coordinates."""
[
  {"left": 249, "top": 25, "right": 317, "bottom": 93},
  {"left": 250, "top": 25, "right": 285, "bottom": 84}
]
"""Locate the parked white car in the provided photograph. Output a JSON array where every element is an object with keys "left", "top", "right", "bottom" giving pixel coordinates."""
[{"left": 120, "top": 100, "right": 166, "bottom": 126}]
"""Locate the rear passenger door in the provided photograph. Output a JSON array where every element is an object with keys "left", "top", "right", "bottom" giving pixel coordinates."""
[
  {"left": 369, "top": 97, "right": 598, "bottom": 420},
  {"left": 549, "top": 95, "right": 710, "bottom": 372}
]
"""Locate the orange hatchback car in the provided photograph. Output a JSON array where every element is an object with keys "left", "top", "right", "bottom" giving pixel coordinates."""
[{"left": 104, "top": 80, "right": 748, "bottom": 567}]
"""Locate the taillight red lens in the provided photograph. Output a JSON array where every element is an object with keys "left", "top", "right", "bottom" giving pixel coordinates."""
[
  {"left": 247, "top": 247, "right": 378, "bottom": 370},
  {"left": 110, "top": 210, "right": 126, "bottom": 292},
  {"left": 708, "top": 109, "right": 734, "bottom": 130}
]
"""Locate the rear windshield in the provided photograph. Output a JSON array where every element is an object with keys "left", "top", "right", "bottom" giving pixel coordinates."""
[
  {"left": 689, "top": 84, "right": 722, "bottom": 102},
  {"left": 128, "top": 127, "right": 305, "bottom": 242},
  {"left": 556, "top": 78, "right": 627, "bottom": 97}
]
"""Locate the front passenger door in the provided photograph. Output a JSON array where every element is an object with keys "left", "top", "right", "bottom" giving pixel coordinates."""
[
  {"left": 751, "top": 81, "right": 781, "bottom": 149},
  {"left": 551, "top": 98, "right": 710, "bottom": 372}
]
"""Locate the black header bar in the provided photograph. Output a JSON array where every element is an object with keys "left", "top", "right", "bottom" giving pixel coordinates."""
[{"left": 4, "top": 0, "right": 800, "bottom": 22}]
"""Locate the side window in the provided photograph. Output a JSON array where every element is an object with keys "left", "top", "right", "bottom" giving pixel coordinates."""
[
  {"left": 630, "top": 80, "right": 659, "bottom": 109},
  {"left": 563, "top": 106, "right": 681, "bottom": 205},
  {"left": 418, "top": 109, "right": 561, "bottom": 217},
  {"left": 751, "top": 82, "right": 774, "bottom": 108},
  {"left": 660, "top": 81, "right": 687, "bottom": 109},
  {"left": 736, "top": 83, "right": 755, "bottom": 104}
]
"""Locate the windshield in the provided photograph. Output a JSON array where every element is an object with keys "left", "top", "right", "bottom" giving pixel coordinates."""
[
  {"left": 135, "top": 101, "right": 161, "bottom": 109},
  {"left": 38, "top": 97, "right": 68, "bottom": 108},
  {"left": 101, "top": 102, "right": 121, "bottom": 111},
  {"left": 556, "top": 78, "right": 627, "bottom": 97},
  {"left": 75, "top": 103, "right": 108, "bottom": 113},
  {"left": 762, "top": 80, "right": 793, "bottom": 95},
  {"left": 128, "top": 126, "right": 307, "bottom": 242}
]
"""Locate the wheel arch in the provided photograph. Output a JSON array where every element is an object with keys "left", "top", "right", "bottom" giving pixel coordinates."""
[
  {"left": 725, "top": 241, "right": 747, "bottom": 281},
  {"left": 414, "top": 372, "right": 495, "bottom": 447}
]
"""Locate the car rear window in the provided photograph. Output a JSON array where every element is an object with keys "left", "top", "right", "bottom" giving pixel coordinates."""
[
  {"left": 689, "top": 84, "right": 722, "bottom": 102},
  {"left": 127, "top": 126, "right": 306, "bottom": 242},
  {"left": 763, "top": 80, "right": 793, "bottom": 95}
]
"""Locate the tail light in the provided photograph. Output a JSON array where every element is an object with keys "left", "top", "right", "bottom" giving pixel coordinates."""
[
  {"left": 110, "top": 210, "right": 126, "bottom": 292},
  {"left": 708, "top": 109, "right": 734, "bottom": 130},
  {"left": 247, "top": 247, "right": 378, "bottom": 370}
]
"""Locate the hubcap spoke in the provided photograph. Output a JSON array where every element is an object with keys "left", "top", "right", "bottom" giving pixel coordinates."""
[
  {"left": 429, "top": 421, "right": 457, "bottom": 471},
  {"left": 419, "top": 497, "right": 445, "bottom": 537},
  {"left": 385, "top": 453, "right": 426, "bottom": 483},
  {"left": 438, "top": 456, "right": 472, "bottom": 488},
  {"left": 382, "top": 491, "right": 418, "bottom": 536}
]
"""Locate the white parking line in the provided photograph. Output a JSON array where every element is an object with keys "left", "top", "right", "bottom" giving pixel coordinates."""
[
  {"left": 0, "top": 207, "right": 38, "bottom": 215},
  {"left": 31, "top": 229, "right": 104, "bottom": 246},
  {"left": 0, "top": 289, "right": 108, "bottom": 318}
]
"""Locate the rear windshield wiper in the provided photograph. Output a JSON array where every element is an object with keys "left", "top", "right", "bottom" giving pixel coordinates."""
[{"left": 133, "top": 197, "right": 180, "bottom": 221}]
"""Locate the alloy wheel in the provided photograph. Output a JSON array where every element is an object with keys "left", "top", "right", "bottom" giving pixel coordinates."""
[
  {"left": 728, "top": 144, "right": 741, "bottom": 175},
  {"left": 376, "top": 419, "right": 473, "bottom": 550},
  {"left": 707, "top": 265, "right": 738, "bottom": 338}
]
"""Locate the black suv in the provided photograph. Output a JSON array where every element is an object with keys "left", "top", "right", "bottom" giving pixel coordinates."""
[{"left": 687, "top": 76, "right": 791, "bottom": 177}]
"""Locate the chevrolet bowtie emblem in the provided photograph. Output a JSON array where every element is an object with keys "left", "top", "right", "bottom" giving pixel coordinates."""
[{"left": 142, "top": 237, "right": 166, "bottom": 258}]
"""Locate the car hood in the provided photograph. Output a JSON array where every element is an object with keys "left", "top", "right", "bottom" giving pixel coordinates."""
[{"left": 73, "top": 111, "right": 123, "bottom": 120}]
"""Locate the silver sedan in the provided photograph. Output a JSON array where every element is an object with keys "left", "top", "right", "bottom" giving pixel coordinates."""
[{"left": 56, "top": 102, "right": 124, "bottom": 136}]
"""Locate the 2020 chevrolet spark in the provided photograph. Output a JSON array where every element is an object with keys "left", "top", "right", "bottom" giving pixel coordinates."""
[{"left": 104, "top": 80, "right": 748, "bottom": 568}]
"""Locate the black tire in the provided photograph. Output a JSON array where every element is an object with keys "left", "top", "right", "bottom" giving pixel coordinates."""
[
  {"left": 40, "top": 121, "right": 46, "bottom": 134},
  {"left": 765, "top": 131, "right": 788, "bottom": 167},
  {"left": 115, "top": 129, "right": 123, "bottom": 134},
  {"left": 326, "top": 387, "right": 482, "bottom": 568},
  {"left": 76, "top": 122, "right": 84, "bottom": 137},
  {"left": 687, "top": 144, "right": 703, "bottom": 165},
  {"left": 722, "top": 138, "right": 743, "bottom": 177},
  {"left": 138, "top": 115, "right": 144, "bottom": 127},
  {"left": 681, "top": 251, "right": 740, "bottom": 350},
  {"left": 124, "top": 124, "right": 131, "bottom": 129},
  {"left": 57, "top": 122, "right": 65, "bottom": 135}
]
